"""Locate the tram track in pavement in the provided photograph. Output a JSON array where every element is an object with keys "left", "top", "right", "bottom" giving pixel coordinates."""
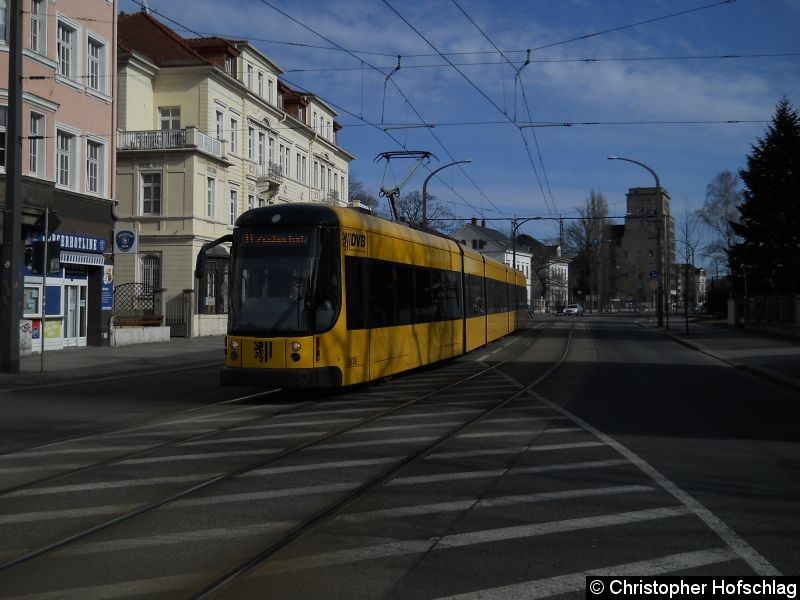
[{"left": 0, "top": 320, "right": 570, "bottom": 596}]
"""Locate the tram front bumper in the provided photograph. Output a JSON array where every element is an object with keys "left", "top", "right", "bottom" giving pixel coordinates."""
[{"left": 219, "top": 366, "right": 343, "bottom": 389}]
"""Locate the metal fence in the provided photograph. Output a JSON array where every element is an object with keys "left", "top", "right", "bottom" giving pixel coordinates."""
[
  {"left": 743, "top": 294, "right": 798, "bottom": 325},
  {"left": 113, "top": 283, "right": 159, "bottom": 326}
]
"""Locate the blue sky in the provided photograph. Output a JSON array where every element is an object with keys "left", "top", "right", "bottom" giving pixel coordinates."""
[{"left": 121, "top": 0, "right": 799, "bottom": 252}]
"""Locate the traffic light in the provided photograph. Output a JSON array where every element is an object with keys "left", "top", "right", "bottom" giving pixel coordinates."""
[{"left": 30, "top": 241, "right": 61, "bottom": 275}]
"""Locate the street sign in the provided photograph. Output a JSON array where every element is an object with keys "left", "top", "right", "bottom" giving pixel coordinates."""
[
  {"left": 649, "top": 280, "right": 658, "bottom": 290},
  {"left": 649, "top": 270, "right": 659, "bottom": 279}
]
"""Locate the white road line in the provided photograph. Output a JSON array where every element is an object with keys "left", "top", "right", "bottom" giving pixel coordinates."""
[
  {"left": 335, "top": 485, "right": 654, "bottom": 523},
  {"left": 436, "top": 548, "right": 739, "bottom": 600},
  {"left": 357, "top": 421, "right": 464, "bottom": 434},
  {"left": 1, "top": 573, "right": 199, "bottom": 600},
  {"left": 388, "top": 459, "right": 630, "bottom": 486},
  {"left": 243, "top": 457, "right": 399, "bottom": 477},
  {"left": 0, "top": 503, "right": 139, "bottom": 525},
  {"left": 177, "top": 482, "right": 357, "bottom": 508},
  {"left": 60, "top": 521, "right": 296, "bottom": 556},
  {"left": 118, "top": 448, "right": 281, "bottom": 466},
  {"left": 179, "top": 431, "right": 325, "bottom": 446},
  {"left": 5, "top": 473, "right": 216, "bottom": 498},
  {"left": 236, "top": 418, "right": 355, "bottom": 431},
  {"left": 251, "top": 506, "right": 689, "bottom": 577},
  {"left": 441, "top": 506, "right": 689, "bottom": 547},
  {"left": 3, "top": 445, "right": 150, "bottom": 459},
  {"left": 0, "top": 463, "right": 86, "bottom": 475},
  {"left": 427, "top": 441, "right": 605, "bottom": 460},
  {"left": 509, "top": 376, "right": 782, "bottom": 578},
  {"left": 457, "top": 427, "right": 583, "bottom": 439},
  {"left": 310, "top": 436, "right": 437, "bottom": 450}
]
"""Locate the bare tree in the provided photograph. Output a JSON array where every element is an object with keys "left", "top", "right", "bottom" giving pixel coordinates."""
[
  {"left": 698, "top": 171, "right": 742, "bottom": 274},
  {"left": 392, "top": 190, "right": 460, "bottom": 235},
  {"left": 563, "top": 190, "right": 610, "bottom": 310},
  {"left": 348, "top": 175, "right": 379, "bottom": 211}
]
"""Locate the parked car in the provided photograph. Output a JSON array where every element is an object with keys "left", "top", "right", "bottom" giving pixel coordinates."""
[{"left": 563, "top": 304, "right": 584, "bottom": 316}]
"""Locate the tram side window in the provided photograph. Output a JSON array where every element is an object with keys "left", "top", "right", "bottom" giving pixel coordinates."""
[
  {"left": 466, "top": 274, "right": 485, "bottom": 316},
  {"left": 444, "top": 271, "right": 462, "bottom": 319},
  {"left": 396, "top": 264, "right": 414, "bottom": 326},
  {"left": 345, "top": 256, "right": 368, "bottom": 330},
  {"left": 368, "top": 260, "right": 394, "bottom": 328},
  {"left": 414, "top": 268, "right": 432, "bottom": 323}
]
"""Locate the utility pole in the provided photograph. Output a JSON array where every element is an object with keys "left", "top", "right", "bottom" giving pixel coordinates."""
[{"left": 1, "top": 0, "right": 24, "bottom": 373}]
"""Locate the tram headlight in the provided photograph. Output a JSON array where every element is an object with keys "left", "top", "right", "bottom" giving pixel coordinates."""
[{"left": 290, "top": 341, "right": 302, "bottom": 352}]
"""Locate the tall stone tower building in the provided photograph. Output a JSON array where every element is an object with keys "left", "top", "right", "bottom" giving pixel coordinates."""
[{"left": 613, "top": 187, "right": 675, "bottom": 308}]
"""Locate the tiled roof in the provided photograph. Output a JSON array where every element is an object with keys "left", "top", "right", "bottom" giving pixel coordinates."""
[{"left": 118, "top": 12, "right": 210, "bottom": 67}]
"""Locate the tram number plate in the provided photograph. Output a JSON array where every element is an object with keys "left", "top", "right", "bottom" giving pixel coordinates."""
[{"left": 346, "top": 356, "right": 359, "bottom": 368}]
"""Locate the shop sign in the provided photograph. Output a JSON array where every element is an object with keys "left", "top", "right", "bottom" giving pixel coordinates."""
[{"left": 31, "top": 232, "right": 107, "bottom": 254}]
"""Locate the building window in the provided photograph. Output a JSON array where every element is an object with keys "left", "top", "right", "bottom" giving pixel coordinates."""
[
  {"left": 141, "top": 255, "right": 161, "bottom": 291},
  {"left": 257, "top": 72, "right": 264, "bottom": 97},
  {"left": 313, "top": 160, "right": 319, "bottom": 188},
  {"left": 247, "top": 127, "right": 254, "bottom": 160},
  {"left": 268, "top": 136, "right": 274, "bottom": 165},
  {"left": 56, "top": 130, "right": 76, "bottom": 188},
  {"left": 86, "top": 140, "right": 103, "bottom": 195},
  {"left": 206, "top": 177, "right": 216, "bottom": 218},
  {"left": 29, "top": 113, "right": 44, "bottom": 176},
  {"left": 258, "top": 132, "right": 265, "bottom": 166},
  {"left": 229, "top": 188, "right": 238, "bottom": 226},
  {"left": 215, "top": 109, "right": 224, "bottom": 140},
  {"left": 30, "top": 0, "right": 45, "bottom": 54},
  {"left": 87, "top": 38, "right": 105, "bottom": 93},
  {"left": 0, "top": 106, "right": 6, "bottom": 170},
  {"left": 0, "top": 1, "right": 7, "bottom": 44},
  {"left": 246, "top": 64, "right": 253, "bottom": 89},
  {"left": 57, "top": 21, "right": 77, "bottom": 80},
  {"left": 247, "top": 194, "right": 255, "bottom": 211},
  {"left": 141, "top": 172, "right": 162, "bottom": 215},
  {"left": 224, "top": 55, "right": 235, "bottom": 77},
  {"left": 229, "top": 116, "right": 239, "bottom": 154},
  {"left": 159, "top": 107, "right": 180, "bottom": 130},
  {"left": 268, "top": 79, "right": 273, "bottom": 104}
]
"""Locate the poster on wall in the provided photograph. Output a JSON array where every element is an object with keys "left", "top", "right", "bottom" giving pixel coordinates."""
[{"left": 102, "top": 266, "right": 114, "bottom": 311}]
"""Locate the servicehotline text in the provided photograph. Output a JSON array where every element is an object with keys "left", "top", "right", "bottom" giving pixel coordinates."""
[{"left": 587, "top": 577, "right": 797, "bottom": 599}]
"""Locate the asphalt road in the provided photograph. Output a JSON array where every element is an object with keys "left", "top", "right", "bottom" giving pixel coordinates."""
[{"left": 0, "top": 316, "right": 795, "bottom": 598}]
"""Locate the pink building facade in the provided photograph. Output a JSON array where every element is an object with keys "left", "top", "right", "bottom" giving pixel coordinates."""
[{"left": 1, "top": 0, "right": 117, "bottom": 350}]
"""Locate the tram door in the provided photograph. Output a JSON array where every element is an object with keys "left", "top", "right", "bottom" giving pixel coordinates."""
[{"left": 64, "top": 285, "right": 87, "bottom": 347}]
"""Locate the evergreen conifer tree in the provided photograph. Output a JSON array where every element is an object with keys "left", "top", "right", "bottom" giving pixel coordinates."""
[{"left": 731, "top": 98, "right": 800, "bottom": 294}]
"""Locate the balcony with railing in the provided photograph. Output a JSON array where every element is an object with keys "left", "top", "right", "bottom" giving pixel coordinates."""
[
  {"left": 117, "top": 126, "right": 224, "bottom": 159},
  {"left": 248, "top": 161, "right": 283, "bottom": 194}
]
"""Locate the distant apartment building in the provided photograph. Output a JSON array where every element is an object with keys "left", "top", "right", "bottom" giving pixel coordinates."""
[
  {"left": 1, "top": 0, "right": 117, "bottom": 351},
  {"left": 114, "top": 12, "right": 354, "bottom": 335},
  {"left": 453, "top": 218, "right": 569, "bottom": 311}
]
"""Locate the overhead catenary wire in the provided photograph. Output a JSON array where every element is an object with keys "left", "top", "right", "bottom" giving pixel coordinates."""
[
  {"left": 384, "top": 0, "right": 556, "bottom": 218},
  {"left": 451, "top": 0, "right": 558, "bottom": 220},
  {"left": 253, "top": 0, "right": 511, "bottom": 220}
]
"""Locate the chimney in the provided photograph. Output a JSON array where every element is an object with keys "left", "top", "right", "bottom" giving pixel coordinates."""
[
  {"left": 471, "top": 217, "right": 477, "bottom": 226},
  {"left": 481, "top": 219, "right": 486, "bottom": 227}
]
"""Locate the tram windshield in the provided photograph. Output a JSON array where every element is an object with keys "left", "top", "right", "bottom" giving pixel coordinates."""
[{"left": 229, "top": 226, "right": 340, "bottom": 335}]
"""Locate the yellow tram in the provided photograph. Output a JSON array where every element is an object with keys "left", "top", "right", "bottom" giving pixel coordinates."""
[{"left": 198, "top": 205, "right": 526, "bottom": 388}]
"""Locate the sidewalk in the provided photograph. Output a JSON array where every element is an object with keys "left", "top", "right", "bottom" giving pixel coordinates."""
[
  {"left": 640, "top": 318, "right": 800, "bottom": 392},
  {"left": 0, "top": 336, "right": 225, "bottom": 391}
]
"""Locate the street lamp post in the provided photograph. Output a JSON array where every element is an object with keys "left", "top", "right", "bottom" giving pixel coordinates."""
[
  {"left": 607, "top": 156, "right": 665, "bottom": 327},
  {"left": 421, "top": 159, "right": 472, "bottom": 230}
]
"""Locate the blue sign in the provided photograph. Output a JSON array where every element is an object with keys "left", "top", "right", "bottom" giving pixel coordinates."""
[
  {"left": 31, "top": 232, "right": 106, "bottom": 253},
  {"left": 650, "top": 270, "right": 659, "bottom": 279},
  {"left": 115, "top": 230, "right": 136, "bottom": 252}
]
